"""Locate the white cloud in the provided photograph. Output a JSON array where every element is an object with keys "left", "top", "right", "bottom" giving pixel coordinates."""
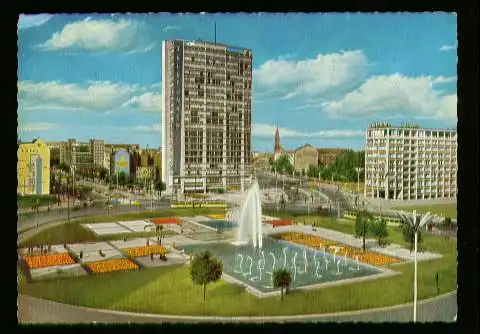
[
  {"left": 38, "top": 17, "right": 155, "bottom": 53},
  {"left": 322, "top": 74, "right": 457, "bottom": 120},
  {"left": 252, "top": 124, "right": 363, "bottom": 139},
  {"left": 254, "top": 50, "right": 368, "bottom": 99},
  {"left": 18, "top": 122, "right": 58, "bottom": 132},
  {"left": 132, "top": 123, "right": 161, "bottom": 133},
  {"left": 129, "top": 92, "right": 162, "bottom": 113},
  {"left": 18, "top": 14, "right": 53, "bottom": 30},
  {"left": 18, "top": 80, "right": 141, "bottom": 111},
  {"left": 440, "top": 43, "right": 457, "bottom": 51}
]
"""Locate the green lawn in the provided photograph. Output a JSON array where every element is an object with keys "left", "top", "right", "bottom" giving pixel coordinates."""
[
  {"left": 18, "top": 211, "right": 456, "bottom": 316},
  {"left": 17, "top": 195, "right": 59, "bottom": 209},
  {"left": 19, "top": 208, "right": 224, "bottom": 247},
  {"left": 393, "top": 204, "right": 457, "bottom": 219}
]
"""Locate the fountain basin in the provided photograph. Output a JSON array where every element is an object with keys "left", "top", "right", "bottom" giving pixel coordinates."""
[
  {"left": 182, "top": 237, "right": 385, "bottom": 295},
  {"left": 199, "top": 220, "right": 238, "bottom": 230}
]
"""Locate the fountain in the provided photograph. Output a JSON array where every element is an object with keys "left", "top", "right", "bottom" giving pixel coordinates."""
[
  {"left": 234, "top": 254, "right": 244, "bottom": 273},
  {"left": 234, "top": 179, "right": 263, "bottom": 248}
]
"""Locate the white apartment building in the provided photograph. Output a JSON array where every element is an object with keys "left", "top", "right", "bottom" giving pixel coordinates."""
[
  {"left": 364, "top": 122, "right": 457, "bottom": 201},
  {"left": 162, "top": 40, "right": 253, "bottom": 194}
]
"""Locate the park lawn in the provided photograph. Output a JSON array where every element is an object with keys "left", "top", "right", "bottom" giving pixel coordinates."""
[
  {"left": 17, "top": 195, "right": 59, "bottom": 209},
  {"left": 18, "top": 208, "right": 224, "bottom": 247},
  {"left": 393, "top": 204, "right": 457, "bottom": 219},
  {"left": 18, "top": 213, "right": 457, "bottom": 316}
]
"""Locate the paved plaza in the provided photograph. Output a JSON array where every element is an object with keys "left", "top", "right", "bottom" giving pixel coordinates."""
[{"left": 67, "top": 242, "right": 124, "bottom": 263}]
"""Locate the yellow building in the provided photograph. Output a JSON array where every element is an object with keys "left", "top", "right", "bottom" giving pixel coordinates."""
[
  {"left": 136, "top": 166, "right": 155, "bottom": 180},
  {"left": 293, "top": 144, "right": 318, "bottom": 172},
  {"left": 18, "top": 138, "right": 50, "bottom": 195}
]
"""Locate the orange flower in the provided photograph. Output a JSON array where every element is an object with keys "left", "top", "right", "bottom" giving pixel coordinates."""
[
  {"left": 86, "top": 258, "right": 138, "bottom": 274},
  {"left": 275, "top": 232, "right": 402, "bottom": 266},
  {"left": 123, "top": 246, "right": 168, "bottom": 257},
  {"left": 24, "top": 253, "right": 75, "bottom": 269}
]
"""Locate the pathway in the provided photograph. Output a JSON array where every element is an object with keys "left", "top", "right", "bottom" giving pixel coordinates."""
[{"left": 18, "top": 291, "right": 457, "bottom": 323}]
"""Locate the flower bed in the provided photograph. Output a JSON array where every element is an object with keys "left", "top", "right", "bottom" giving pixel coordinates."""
[
  {"left": 150, "top": 217, "right": 181, "bottom": 225},
  {"left": 86, "top": 258, "right": 139, "bottom": 274},
  {"left": 274, "top": 232, "right": 402, "bottom": 266},
  {"left": 207, "top": 214, "right": 225, "bottom": 220},
  {"left": 123, "top": 245, "right": 168, "bottom": 257},
  {"left": 266, "top": 219, "right": 293, "bottom": 227},
  {"left": 23, "top": 253, "right": 76, "bottom": 269}
]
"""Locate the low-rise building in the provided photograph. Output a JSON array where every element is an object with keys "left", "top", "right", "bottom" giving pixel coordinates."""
[
  {"left": 317, "top": 148, "right": 346, "bottom": 166},
  {"left": 17, "top": 138, "right": 50, "bottom": 195},
  {"left": 293, "top": 144, "right": 318, "bottom": 172}
]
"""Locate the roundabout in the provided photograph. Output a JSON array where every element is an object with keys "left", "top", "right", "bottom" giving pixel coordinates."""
[{"left": 17, "top": 205, "right": 457, "bottom": 323}]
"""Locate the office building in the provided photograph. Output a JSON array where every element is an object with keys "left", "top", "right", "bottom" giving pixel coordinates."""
[
  {"left": 364, "top": 122, "right": 457, "bottom": 200},
  {"left": 162, "top": 40, "right": 253, "bottom": 193},
  {"left": 17, "top": 138, "right": 50, "bottom": 195}
]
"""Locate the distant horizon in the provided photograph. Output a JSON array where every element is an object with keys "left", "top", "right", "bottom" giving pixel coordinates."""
[{"left": 18, "top": 13, "right": 457, "bottom": 151}]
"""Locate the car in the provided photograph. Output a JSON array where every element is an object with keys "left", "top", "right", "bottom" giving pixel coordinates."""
[{"left": 131, "top": 201, "right": 141, "bottom": 207}]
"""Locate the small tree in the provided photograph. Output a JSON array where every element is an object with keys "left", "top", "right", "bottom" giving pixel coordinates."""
[
  {"left": 156, "top": 225, "right": 164, "bottom": 244},
  {"left": 370, "top": 218, "right": 389, "bottom": 247},
  {"left": 189, "top": 250, "right": 223, "bottom": 300},
  {"left": 354, "top": 210, "right": 372, "bottom": 252},
  {"left": 273, "top": 268, "right": 292, "bottom": 301},
  {"left": 401, "top": 223, "right": 423, "bottom": 253}
]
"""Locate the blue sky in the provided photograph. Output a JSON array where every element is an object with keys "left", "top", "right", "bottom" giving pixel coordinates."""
[{"left": 18, "top": 13, "right": 457, "bottom": 152}]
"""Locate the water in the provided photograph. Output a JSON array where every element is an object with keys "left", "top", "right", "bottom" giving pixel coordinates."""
[
  {"left": 235, "top": 179, "right": 263, "bottom": 248},
  {"left": 183, "top": 238, "right": 382, "bottom": 293},
  {"left": 199, "top": 220, "right": 237, "bottom": 230}
]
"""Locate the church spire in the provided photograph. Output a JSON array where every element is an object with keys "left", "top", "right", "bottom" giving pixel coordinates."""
[{"left": 274, "top": 124, "right": 281, "bottom": 153}]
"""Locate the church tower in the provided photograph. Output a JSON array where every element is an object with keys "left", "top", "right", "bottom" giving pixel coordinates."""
[{"left": 274, "top": 125, "right": 282, "bottom": 161}]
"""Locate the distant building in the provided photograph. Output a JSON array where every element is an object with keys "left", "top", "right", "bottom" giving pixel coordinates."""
[
  {"left": 136, "top": 166, "right": 155, "bottom": 181},
  {"left": 45, "top": 141, "right": 65, "bottom": 167},
  {"left": 17, "top": 138, "right": 50, "bottom": 195},
  {"left": 316, "top": 148, "right": 346, "bottom": 166},
  {"left": 364, "top": 122, "right": 457, "bottom": 200},
  {"left": 293, "top": 144, "right": 318, "bottom": 173}
]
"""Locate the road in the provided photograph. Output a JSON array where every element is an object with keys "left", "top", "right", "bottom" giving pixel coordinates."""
[
  {"left": 17, "top": 202, "right": 170, "bottom": 235},
  {"left": 18, "top": 291, "right": 457, "bottom": 323}
]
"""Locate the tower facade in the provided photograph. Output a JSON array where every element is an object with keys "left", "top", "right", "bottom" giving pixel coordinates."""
[{"left": 162, "top": 40, "right": 253, "bottom": 194}]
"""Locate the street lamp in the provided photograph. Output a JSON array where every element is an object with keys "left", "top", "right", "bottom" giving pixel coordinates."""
[
  {"left": 354, "top": 167, "right": 364, "bottom": 194},
  {"left": 396, "top": 210, "right": 434, "bottom": 323}
]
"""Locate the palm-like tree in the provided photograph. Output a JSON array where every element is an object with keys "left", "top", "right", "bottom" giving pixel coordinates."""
[
  {"left": 396, "top": 210, "right": 434, "bottom": 323},
  {"left": 273, "top": 268, "right": 292, "bottom": 301}
]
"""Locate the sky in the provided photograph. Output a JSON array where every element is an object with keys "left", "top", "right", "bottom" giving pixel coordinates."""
[{"left": 17, "top": 13, "right": 457, "bottom": 152}]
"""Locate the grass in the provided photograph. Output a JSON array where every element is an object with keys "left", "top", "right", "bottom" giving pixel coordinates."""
[
  {"left": 393, "top": 204, "right": 457, "bottom": 219},
  {"left": 18, "top": 210, "right": 456, "bottom": 316},
  {"left": 18, "top": 208, "right": 224, "bottom": 247},
  {"left": 17, "top": 195, "right": 59, "bottom": 209}
]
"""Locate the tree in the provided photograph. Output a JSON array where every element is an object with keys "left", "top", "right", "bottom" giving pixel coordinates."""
[
  {"left": 271, "top": 155, "right": 293, "bottom": 175},
  {"left": 58, "top": 163, "right": 70, "bottom": 174},
  {"left": 354, "top": 210, "right": 373, "bottom": 251},
  {"left": 156, "top": 224, "right": 164, "bottom": 244},
  {"left": 370, "top": 218, "right": 389, "bottom": 247},
  {"left": 189, "top": 250, "right": 223, "bottom": 300},
  {"left": 155, "top": 180, "right": 166, "bottom": 198},
  {"left": 273, "top": 268, "right": 292, "bottom": 301},
  {"left": 401, "top": 223, "right": 423, "bottom": 253},
  {"left": 99, "top": 168, "right": 109, "bottom": 182}
]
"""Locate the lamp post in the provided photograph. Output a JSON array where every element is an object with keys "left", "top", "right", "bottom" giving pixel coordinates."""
[
  {"left": 354, "top": 167, "right": 364, "bottom": 194},
  {"left": 397, "top": 210, "right": 433, "bottom": 323}
]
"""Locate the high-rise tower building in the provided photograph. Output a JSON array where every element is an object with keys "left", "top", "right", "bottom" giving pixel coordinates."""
[
  {"left": 364, "top": 122, "right": 457, "bottom": 201},
  {"left": 273, "top": 126, "right": 282, "bottom": 161},
  {"left": 162, "top": 40, "right": 253, "bottom": 194}
]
